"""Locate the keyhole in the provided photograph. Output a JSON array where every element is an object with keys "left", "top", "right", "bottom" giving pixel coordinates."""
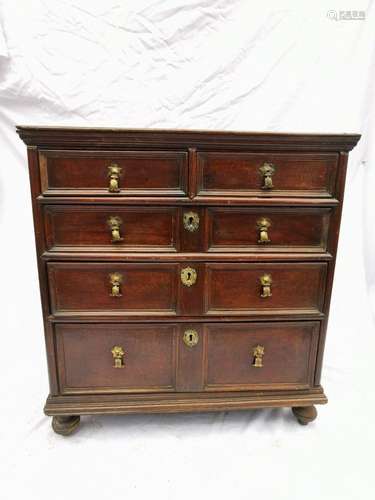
[
  {"left": 187, "top": 272, "right": 191, "bottom": 281},
  {"left": 188, "top": 216, "right": 193, "bottom": 226},
  {"left": 183, "top": 329, "right": 198, "bottom": 347}
]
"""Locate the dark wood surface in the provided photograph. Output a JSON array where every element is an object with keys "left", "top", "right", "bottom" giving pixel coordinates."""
[
  {"left": 207, "top": 207, "right": 332, "bottom": 253},
  {"left": 18, "top": 126, "right": 360, "bottom": 431},
  {"left": 205, "top": 262, "right": 327, "bottom": 316},
  {"left": 197, "top": 151, "right": 338, "bottom": 197},
  {"left": 16, "top": 126, "right": 360, "bottom": 151},
  {"left": 48, "top": 262, "right": 178, "bottom": 316},
  {"left": 54, "top": 321, "right": 319, "bottom": 395},
  {"left": 47, "top": 261, "right": 326, "bottom": 318},
  {"left": 44, "top": 204, "right": 332, "bottom": 254},
  {"left": 204, "top": 322, "right": 319, "bottom": 391},
  {"left": 56, "top": 323, "right": 177, "bottom": 394},
  {"left": 44, "top": 205, "right": 178, "bottom": 252},
  {"left": 39, "top": 149, "right": 188, "bottom": 196}
]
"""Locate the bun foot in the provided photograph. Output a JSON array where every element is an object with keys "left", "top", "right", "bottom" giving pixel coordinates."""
[
  {"left": 292, "top": 406, "right": 317, "bottom": 425},
  {"left": 52, "top": 415, "right": 80, "bottom": 436}
]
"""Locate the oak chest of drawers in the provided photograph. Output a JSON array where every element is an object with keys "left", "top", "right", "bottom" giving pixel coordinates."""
[{"left": 17, "top": 126, "right": 360, "bottom": 435}]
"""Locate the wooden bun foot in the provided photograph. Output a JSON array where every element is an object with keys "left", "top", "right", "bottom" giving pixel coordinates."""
[
  {"left": 52, "top": 415, "right": 80, "bottom": 436},
  {"left": 292, "top": 406, "right": 317, "bottom": 425}
]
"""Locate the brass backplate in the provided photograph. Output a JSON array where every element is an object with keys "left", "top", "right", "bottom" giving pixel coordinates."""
[
  {"left": 183, "top": 211, "right": 200, "bottom": 232},
  {"left": 181, "top": 267, "right": 197, "bottom": 287},
  {"left": 183, "top": 329, "right": 199, "bottom": 347}
]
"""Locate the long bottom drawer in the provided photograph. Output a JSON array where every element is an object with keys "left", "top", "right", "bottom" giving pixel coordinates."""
[{"left": 55, "top": 322, "right": 320, "bottom": 395}]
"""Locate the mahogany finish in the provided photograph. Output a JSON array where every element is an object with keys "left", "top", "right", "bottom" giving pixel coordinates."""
[
  {"left": 47, "top": 261, "right": 326, "bottom": 318},
  {"left": 48, "top": 262, "right": 178, "bottom": 316},
  {"left": 55, "top": 321, "right": 319, "bottom": 395},
  {"left": 17, "top": 126, "right": 360, "bottom": 435},
  {"left": 44, "top": 205, "right": 178, "bottom": 252},
  {"left": 207, "top": 207, "right": 331, "bottom": 253},
  {"left": 45, "top": 204, "right": 332, "bottom": 254},
  {"left": 205, "top": 262, "right": 327, "bottom": 316},
  {"left": 56, "top": 324, "right": 177, "bottom": 394},
  {"left": 39, "top": 149, "right": 188, "bottom": 196},
  {"left": 197, "top": 151, "right": 338, "bottom": 197},
  {"left": 205, "top": 322, "right": 319, "bottom": 391}
]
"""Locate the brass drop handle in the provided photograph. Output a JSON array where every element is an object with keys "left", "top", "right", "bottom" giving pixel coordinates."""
[
  {"left": 252, "top": 345, "right": 265, "bottom": 367},
  {"left": 107, "top": 216, "right": 124, "bottom": 243},
  {"left": 257, "top": 218, "right": 271, "bottom": 244},
  {"left": 108, "top": 163, "right": 122, "bottom": 192},
  {"left": 183, "top": 329, "right": 199, "bottom": 347},
  {"left": 109, "top": 272, "right": 123, "bottom": 297},
  {"left": 260, "top": 274, "right": 272, "bottom": 298},
  {"left": 181, "top": 267, "right": 197, "bottom": 287},
  {"left": 111, "top": 345, "right": 125, "bottom": 368},
  {"left": 259, "top": 162, "right": 275, "bottom": 189},
  {"left": 183, "top": 211, "right": 200, "bottom": 232}
]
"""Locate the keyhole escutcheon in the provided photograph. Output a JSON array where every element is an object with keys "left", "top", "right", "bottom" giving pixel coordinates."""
[
  {"left": 183, "top": 329, "right": 199, "bottom": 347},
  {"left": 183, "top": 211, "right": 200, "bottom": 232},
  {"left": 181, "top": 267, "right": 197, "bottom": 286}
]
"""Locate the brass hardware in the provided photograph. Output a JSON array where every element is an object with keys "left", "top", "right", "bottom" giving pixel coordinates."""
[
  {"left": 183, "top": 211, "right": 200, "bottom": 232},
  {"left": 252, "top": 345, "right": 265, "bottom": 367},
  {"left": 181, "top": 267, "right": 197, "bottom": 287},
  {"left": 257, "top": 218, "right": 271, "bottom": 244},
  {"left": 107, "top": 216, "right": 124, "bottom": 243},
  {"left": 260, "top": 274, "right": 272, "bottom": 298},
  {"left": 183, "top": 329, "right": 199, "bottom": 348},
  {"left": 108, "top": 163, "right": 122, "bottom": 192},
  {"left": 259, "top": 162, "right": 275, "bottom": 189},
  {"left": 109, "top": 272, "right": 123, "bottom": 297},
  {"left": 111, "top": 346, "right": 125, "bottom": 368}
]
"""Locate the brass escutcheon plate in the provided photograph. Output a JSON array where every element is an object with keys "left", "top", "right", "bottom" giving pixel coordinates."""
[
  {"left": 183, "top": 211, "right": 200, "bottom": 232},
  {"left": 183, "top": 329, "right": 199, "bottom": 347},
  {"left": 181, "top": 267, "right": 197, "bottom": 286}
]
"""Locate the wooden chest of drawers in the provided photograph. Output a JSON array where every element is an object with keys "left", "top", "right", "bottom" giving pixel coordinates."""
[{"left": 17, "top": 126, "right": 360, "bottom": 435}]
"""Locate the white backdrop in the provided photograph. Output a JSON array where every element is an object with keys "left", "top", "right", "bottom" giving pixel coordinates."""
[{"left": 1, "top": 2, "right": 374, "bottom": 499}]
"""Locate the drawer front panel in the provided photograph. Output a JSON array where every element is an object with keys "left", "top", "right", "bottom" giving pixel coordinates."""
[
  {"left": 197, "top": 152, "right": 338, "bottom": 197},
  {"left": 48, "top": 263, "right": 178, "bottom": 315},
  {"left": 55, "top": 321, "right": 320, "bottom": 395},
  {"left": 45, "top": 206, "right": 178, "bottom": 252},
  {"left": 206, "top": 263, "right": 327, "bottom": 315},
  {"left": 40, "top": 150, "right": 188, "bottom": 196},
  {"left": 207, "top": 207, "right": 331, "bottom": 253},
  {"left": 205, "top": 322, "right": 319, "bottom": 391},
  {"left": 48, "top": 263, "right": 326, "bottom": 318},
  {"left": 55, "top": 324, "right": 177, "bottom": 394}
]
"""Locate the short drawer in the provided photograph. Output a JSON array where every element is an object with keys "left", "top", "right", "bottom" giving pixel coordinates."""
[
  {"left": 48, "top": 263, "right": 178, "bottom": 316},
  {"left": 197, "top": 152, "right": 338, "bottom": 197},
  {"left": 207, "top": 207, "right": 331, "bottom": 253},
  {"left": 205, "top": 262, "right": 327, "bottom": 316},
  {"left": 44, "top": 206, "right": 178, "bottom": 252},
  {"left": 204, "top": 322, "right": 319, "bottom": 391},
  {"left": 55, "top": 324, "right": 177, "bottom": 394},
  {"left": 39, "top": 150, "right": 188, "bottom": 196}
]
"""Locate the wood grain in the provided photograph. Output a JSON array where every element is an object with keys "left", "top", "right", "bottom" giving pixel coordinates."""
[
  {"left": 56, "top": 323, "right": 177, "bottom": 394},
  {"left": 204, "top": 322, "right": 319, "bottom": 391},
  {"left": 18, "top": 127, "right": 359, "bottom": 431},
  {"left": 44, "top": 205, "right": 178, "bottom": 252},
  {"left": 197, "top": 151, "right": 338, "bottom": 197},
  {"left": 39, "top": 149, "right": 188, "bottom": 196},
  {"left": 205, "top": 262, "right": 327, "bottom": 316}
]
